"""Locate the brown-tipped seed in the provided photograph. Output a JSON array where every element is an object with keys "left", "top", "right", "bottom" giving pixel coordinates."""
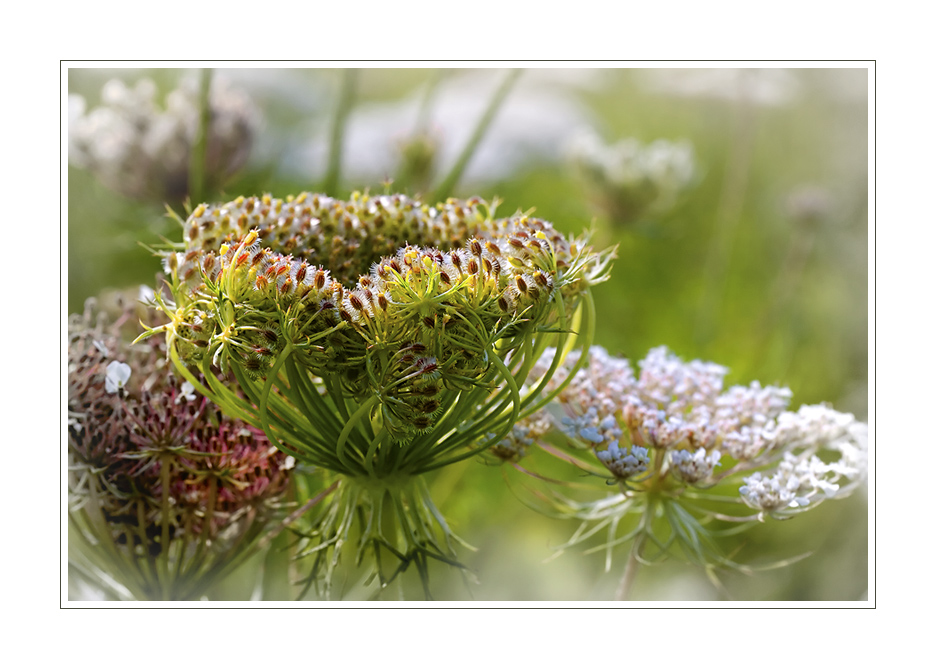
[{"left": 314, "top": 270, "right": 327, "bottom": 290}]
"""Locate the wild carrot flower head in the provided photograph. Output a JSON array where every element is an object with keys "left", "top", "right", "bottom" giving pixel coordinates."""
[
  {"left": 68, "top": 294, "right": 291, "bottom": 600},
  {"left": 141, "top": 190, "right": 613, "bottom": 594},
  {"left": 151, "top": 191, "right": 611, "bottom": 455},
  {"left": 542, "top": 346, "right": 865, "bottom": 512},
  {"left": 68, "top": 76, "right": 258, "bottom": 202},
  {"left": 511, "top": 345, "right": 867, "bottom": 578}
]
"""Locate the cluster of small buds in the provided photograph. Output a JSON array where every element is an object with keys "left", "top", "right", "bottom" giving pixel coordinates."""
[
  {"left": 68, "top": 294, "right": 290, "bottom": 599},
  {"left": 596, "top": 442, "right": 651, "bottom": 479},
  {"left": 740, "top": 450, "right": 844, "bottom": 512},
  {"left": 567, "top": 130, "right": 696, "bottom": 224},
  {"left": 154, "top": 192, "right": 612, "bottom": 443},
  {"left": 636, "top": 346, "right": 727, "bottom": 413},
  {"left": 562, "top": 407, "right": 622, "bottom": 446},
  {"left": 488, "top": 413, "right": 552, "bottom": 462},
  {"left": 169, "top": 192, "right": 585, "bottom": 289},
  {"left": 524, "top": 346, "right": 866, "bottom": 516},
  {"left": 670, "top": 448, "right": 722, "bottom": 483},
  {"left": 69, "top": 76, "right": 259, "bottom": 202}
]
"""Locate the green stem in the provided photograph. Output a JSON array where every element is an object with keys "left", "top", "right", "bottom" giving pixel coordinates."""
[
  {"left": 335, "top": 395, "right": 378, "bottom": 475},
  {"left": 616, "top": 535, "right": 643, "bottom": 601},
  {"left": 432, "top": 68, "right": 522, "bottom": 200},
  {"left": 159, "top": 453, "right": 173, "bottom": 600},
  {"left": 323, "top": 68, "right": 359, "bottom": 195},
  {"left": 616, "top": 498, "right": 655, "bottom": 601},
  {"left": 694, "top": 94, "right": 757, "bottom": 345},
  {"left": 189, "top": 67, "right": 212, "bottom": 205}
]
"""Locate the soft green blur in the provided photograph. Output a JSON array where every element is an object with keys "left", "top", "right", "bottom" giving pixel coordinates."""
[{"left": 67, "top": 67, "right": 868, "bottom": 601}]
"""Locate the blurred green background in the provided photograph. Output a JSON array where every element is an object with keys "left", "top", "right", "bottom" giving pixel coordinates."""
[{"left": 67, "top": 66, "right": 869, "bottom": 601}]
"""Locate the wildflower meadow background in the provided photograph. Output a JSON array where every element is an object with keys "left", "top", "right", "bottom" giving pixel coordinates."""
[{"left": 66, "top": 66, "right": 869, "bottom": 601}]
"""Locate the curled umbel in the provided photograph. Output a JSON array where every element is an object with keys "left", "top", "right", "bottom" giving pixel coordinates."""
[{"left": 146, "top": 192, "right": 613, "bottom": 470}]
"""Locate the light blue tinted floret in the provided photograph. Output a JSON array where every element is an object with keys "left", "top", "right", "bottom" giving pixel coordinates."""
[
  {"left": 596, "top": 443, "right": 650, "bottom": 479},
  {"left": 669, "top": 447, "right": 721, "bottom": 483},
  {"left": 561, "top": 407, "right": 623, "bottom": 445},
  {"left": 579, "top": 426, "right": 604, "bottom": 443}
]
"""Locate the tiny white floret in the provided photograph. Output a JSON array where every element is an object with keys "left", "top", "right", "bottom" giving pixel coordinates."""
[{"left": 105, "top": 361, "right": 132, "bottom": 394}]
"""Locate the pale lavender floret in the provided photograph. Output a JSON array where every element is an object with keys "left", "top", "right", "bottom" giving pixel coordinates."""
[
  {"left": 716, "top": 381, "right": 792, "bottom": 429},
  {"left": 623, "top": 401, "right": 690, "bottom": 449},
  {"left": 721, "top": 423, "right": 777, "bottom": 460},
  {"left": 597, "top": 443, "right": 650, "bottom": 479},
  {"left": 637, "top": 346, "right": 727, "bottom": 413}
]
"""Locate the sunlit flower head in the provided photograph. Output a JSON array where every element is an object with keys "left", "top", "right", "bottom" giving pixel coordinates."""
[{"left": 140, "top": 190, "right": 613, "bottom": 596}]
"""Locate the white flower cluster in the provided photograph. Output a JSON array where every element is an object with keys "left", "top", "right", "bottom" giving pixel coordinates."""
[
  {"left": 567, "top": 130, "right": 696, "bottom": 223},
  {"left": 69, "top": 76, "right": 259, "bottom": 202},
  {"left": 530, "top": 346, "right": 866, "bottom": 515}
]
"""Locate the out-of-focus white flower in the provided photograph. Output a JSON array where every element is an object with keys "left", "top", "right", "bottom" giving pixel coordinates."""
[
  {"left": 784, "top": 184, "right": 835, "bottom": 226},
  {"left": 175, "top": 380, "right": 197, "bottom": 404},
  {"left": 639, "top": 68, "right": 799, "bottom": 107},
  {"left": 568, "top": 130, "right": 696, "bottom": 224},
  {"left": 104, "top": 361, "right": 131, "bottom": 394},
  {"left": 69, "top": 75, "right": 259, "bottom": 202},
  {"left": 138, "top": 284, "right": 156, "bottom": 305}
]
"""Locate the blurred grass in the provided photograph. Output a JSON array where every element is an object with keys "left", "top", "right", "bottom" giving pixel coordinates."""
[{"left": 67, "top": 66, "right": 868, "bottom": 601}]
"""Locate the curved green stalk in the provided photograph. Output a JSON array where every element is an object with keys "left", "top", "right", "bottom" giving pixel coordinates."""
[
  {"left": 323, "top": 68, "right": 358, "bottom": 195},
  {"left": 431, "top": 68, "right": 522, "bottom": 199}
]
